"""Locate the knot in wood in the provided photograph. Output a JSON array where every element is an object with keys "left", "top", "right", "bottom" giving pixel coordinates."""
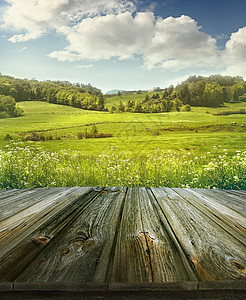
[
  {"left": 33, "top": 236, "right": 51, "bottom": 244},
  {"left": 230, "top": 260, "right": 246, "bottom": 274}
]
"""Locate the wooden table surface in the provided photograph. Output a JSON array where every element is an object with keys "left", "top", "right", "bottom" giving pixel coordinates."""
[{"left": 0, "top": 187, "right": 245, "bottom": 298}]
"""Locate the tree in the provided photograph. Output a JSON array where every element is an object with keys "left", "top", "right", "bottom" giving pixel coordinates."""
[
  {"left": 118, "top": 101, "right": 125, "bottom": 112},
  {"left": 133, "top": 101, "right": 143, "bottom": 113},
  {"left": 178, "top": 83, "right": 190, "bottom": 104},
  {"left": 110, "top": 106, "right": 117, "bottom": 113},
  {"left": 173, "top": 98, "right": 183, "bottom": 111},
  {"left": 233, "top": 83, "right": 246, "bottom": 102},
  {"left": 188, "top": 81, "right": 205, "bottom": 106},
  {"left": 91, "top": 125, "right": 98, "bottom": 137},
  {"left": 0, "top": 94, "right": 23, "bottom": 118},
  {"left": 97, "top": 94, "right": 105, "bottom": 110},
  {"left": 162, "top": 88, "right": 169, "bottom": 99},
  {"left": 202, "top": 83, "right": 223, "bottom": 107},
  {"left": 143, "top": 94, "right": 149, "bottom": 103},
  {"left": 167, "top": 85, "right": 174, "bottom": 95}
]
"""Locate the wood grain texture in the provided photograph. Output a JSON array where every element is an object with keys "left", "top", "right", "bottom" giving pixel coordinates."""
[
  {"left": 182, "top": 188, "right": 246, "bottom": 242},
  {"left": 108, "top": 187, "right": 153, "bottom": 283},
  {"left": 195, "top": 189, "right": 246, "bottom": 217},
  {"left": 14, "top": 187, "right": 126, "bottom": 283},
  {"left": 138, "top": 187, "right": 197, "bottom": 282},
  {"left": 151, "top": 187, "right": 246, "bottom": 281},
  {"left": 0, "top": 187, "right": 97, "bottom": 281},
  {"left": 0, "top": 187, "right": 246, "bottom": 285}
]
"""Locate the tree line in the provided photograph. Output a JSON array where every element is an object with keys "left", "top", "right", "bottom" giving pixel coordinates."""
[
  {"left": 0, "top": 74, "right": 105, "bottom": 114},
  {"left": 112, "top": 75, "right": 246, "bottom": 113}
]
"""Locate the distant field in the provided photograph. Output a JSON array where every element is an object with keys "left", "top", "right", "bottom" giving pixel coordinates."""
[
  {"left": 105, "top": 92, "right": 150, "bottom": 109},
  {"left": 0, "top": 101, "right": 245, "bottom": 156},
  {"left": 105, "top": 91, "right": 246, "bottom": 113}
]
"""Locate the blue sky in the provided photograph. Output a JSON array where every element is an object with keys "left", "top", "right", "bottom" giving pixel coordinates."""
[{"left": 0, "top": 0, "right": 246, "bottom": 93}]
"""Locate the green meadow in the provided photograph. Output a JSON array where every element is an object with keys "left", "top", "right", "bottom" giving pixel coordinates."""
[
  {"left": 0, "top": 100, "right": 245, "bottom": 155},
  {"left": 0, "top": 101, "right": 245, "bottom": 189}
]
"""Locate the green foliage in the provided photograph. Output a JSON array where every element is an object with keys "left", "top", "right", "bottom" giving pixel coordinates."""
[
  {"left": 0, "top": 74, "right": 105, "bottom": 112},
  {"left": 118, "top": 101, "right": 125, "bottom": 112},
  {"left": 23, "top": 132, "right": 46, "bottom": 141},
  {"left": 107, "top": 75, "right": 246, "bottom": 113},
  {"left": 77, "top": 125, "right": 112, "bottom": 139},
  {"left": 212, "top": 109, "right": 246, "bottom": 116},
  {"left": 0, "top": 94, "right": 24, "bottom": 118},
  {"left": 4, "top": 134, "right": 13, "bottom": 141},
  {"left": 183, "top": 104, "right": 191, "bottom": 111},
  {"left": 239, "top": 94, "right": 246, "bottom": 101}
]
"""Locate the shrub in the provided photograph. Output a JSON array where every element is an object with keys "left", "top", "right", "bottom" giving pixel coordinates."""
[
  {"left": 23, "top": 132, "right": 45, "bottom": 141},
  {"left": 77, "top": 132, "right": 84, "bottom": 139},
  {"left": 4, "top": 134, "right": 13, "bottom": 141},
  {"left": 183, "top": 104, "right": 191, "bottom": 111}
]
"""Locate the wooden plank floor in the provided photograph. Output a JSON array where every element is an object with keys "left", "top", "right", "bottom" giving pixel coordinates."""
[{"left": 0, "top": 187, "right": 245, "bottom": 285}]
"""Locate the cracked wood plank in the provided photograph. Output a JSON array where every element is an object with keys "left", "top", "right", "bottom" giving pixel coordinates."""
[
  {"left": 108, "top": 187, "right": 152, "bottom": 283},
  {"left": 13, "top": 187, "right": 126, "bottom": 283},
  {"left": 151, "top": 187, "right": 246, "bottom": 281},
  {"left": 0, "top": 187, "right": 97, "bottom": 281},
  {"left": 138, "top": 187, "right": 198, "bottom": 282}
]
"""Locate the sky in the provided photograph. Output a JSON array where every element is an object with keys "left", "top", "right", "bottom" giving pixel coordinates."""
[{"left": 0, "top": 0, "right": 246, "bottom": 93}]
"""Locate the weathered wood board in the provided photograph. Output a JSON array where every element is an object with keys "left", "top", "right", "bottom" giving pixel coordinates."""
[{"left": 0, "top": 187, "right": 245, "bottom": 284}]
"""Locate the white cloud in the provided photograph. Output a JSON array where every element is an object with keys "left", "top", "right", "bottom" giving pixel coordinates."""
[
  {"left": 51, "top": 12, "right": 155, "bottom": 61},
  {"left": 143, "top": 15, "right": 219, "bottom": 70},
  {"left": 220, "top": 27, "right": 246, "bottom": 79},
  {"left": 49, "top": 13, "right": 219, "bottom": 71},
  {"left": 224, "top": 26, "right": 246, "bottom": 61},
  {"left": 2, "top": 0, "right": 246, "bottom": 76},
  {"left": 75, "top": 64, "right": 94, "bottom": 69},
  {"left": 8, "top": 32, "right": 44, "bottom": 43},
  {"left": 48, "top": 50, "right": 83, "bottom": 62},
  {"left": 3, "top": 0, "right": 136, "bottom": 42},
  {"left": 222, "top": 63, "right": 246, "bottom": 78}
]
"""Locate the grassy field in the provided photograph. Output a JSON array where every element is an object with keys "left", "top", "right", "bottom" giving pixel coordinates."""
[
  {"left": 105, "top": 92, "right": 150, "bottom": 109},
  {"left": 0, "top": 100, "right": 245, "bottom": 189},
  {"left": 0, "top": 101, "right": 245, "bottom": 155}
]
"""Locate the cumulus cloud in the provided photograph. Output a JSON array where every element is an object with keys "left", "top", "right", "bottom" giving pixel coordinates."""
[
  {"left": 143, "top": 15, "right": 219, "bottom": 70},
  {"left": 2, "top": 0, "right": 246, "bottom": 75},
  {"left": 3, "top": 0, "right": 136, "bottom": 42},
  {"left": 221, "top": 26, "right": 246, "bottom": 78},
  {"left": 50, "top": 12, "right": 155, "bottom": 61},
  {"left": 224, "top": 26, "right": 246, "bottom": 61},
  {"left": 48, "top": 13, "right": 219, "bottom": 70}
]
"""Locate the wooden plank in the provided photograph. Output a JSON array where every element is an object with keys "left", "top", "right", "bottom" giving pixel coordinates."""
[
  {"left": 195, "top": 189, "right": 246, "bottom": 217},
  {"left": 181, "top": 188, "right": 246, "bottom": 243},
  {"left": 0, "top": 188, "right": 82, "bottom": 244},
  {"left": 13, "top": 187, "right": 126, "bottom": 282},
  {"left": 0, "top": 189, "right": 26, "bottom": 199},
  {"left": 108, "top": 188, "right": 152, "bottom": 283},
  {"left": 0, "top": 187, "right": 97, "bottom": 281},
  {"left": 151, "top": 187, "right": 246, "bottom": 281},
  {"left": 0, "top": 188, "right": 66, "bottom": 221},
  {"left": 0, "top": 189, "right": 42, "bottom": 205},
  {"left": 0, "top": 188, "right": 30, "bottom": 197},
  {"left": 138, "top": 187, "right": 197, "bottom": 282},
  {"left": 226, "top": 190, "right": 246, "bottom": 197}
]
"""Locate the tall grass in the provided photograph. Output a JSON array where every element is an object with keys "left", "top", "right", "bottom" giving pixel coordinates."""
[{"left": 0, "top": 142, "right": 245, "bottom": 190}]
